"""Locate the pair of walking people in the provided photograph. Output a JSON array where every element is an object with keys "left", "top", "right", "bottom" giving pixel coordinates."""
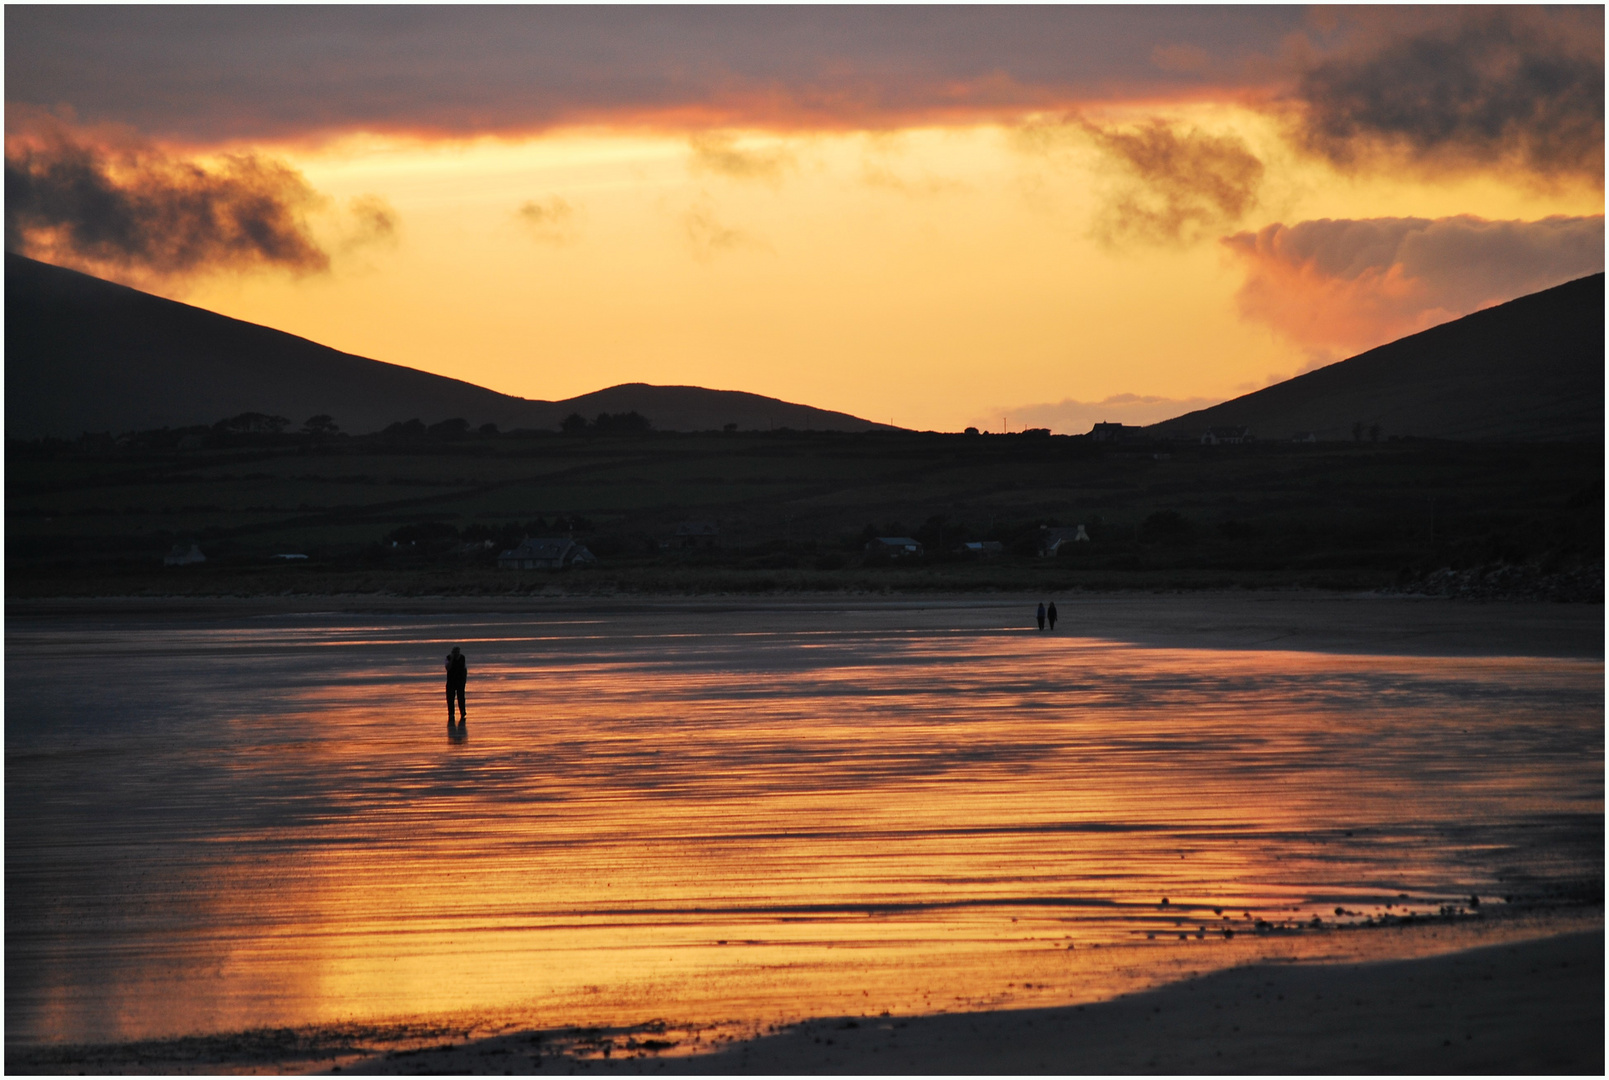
[{"left": 1036, "top": 601, "right": 1058, "bottom": 631}]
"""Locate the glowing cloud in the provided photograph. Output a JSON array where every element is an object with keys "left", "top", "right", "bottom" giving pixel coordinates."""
[{"left": 1223, "top": 214, "right": 1606, "bottom": 360}]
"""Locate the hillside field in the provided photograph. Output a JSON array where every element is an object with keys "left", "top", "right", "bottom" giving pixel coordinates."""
[{"left": 6, "top": 426, "right": 1602, "bottom": 598}]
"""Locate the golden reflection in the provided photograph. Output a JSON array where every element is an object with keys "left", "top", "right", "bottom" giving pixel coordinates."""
[{"left": 5, "top": 617, "right": 1601, "bottom": 1043}]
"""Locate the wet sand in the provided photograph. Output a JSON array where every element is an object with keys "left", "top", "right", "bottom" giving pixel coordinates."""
[
  {"left": 6, "top": 592, "right": 1601, "bottom": 1072},
  {"left": 11, "top": 589, "right": 1605, "bottom": 659},
  {"left": 394, "top": 927, "right": 1605, "bottom": 1075},
  {"left": 10, "top": 928, "right": 1601, "bottom": 1074}
]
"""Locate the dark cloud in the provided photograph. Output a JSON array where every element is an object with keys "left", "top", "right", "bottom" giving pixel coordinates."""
[
  {"left": 1015, "top": 115, "right": 1264, "bottom": 244},
  {"left": 515, "top": 196, "right": 577, "bottom": 245},
  {"left": 1080, "top": 118, "right": 1264, "bottom": 244},
  {"left": 341, "top": 194, "right": 398, "bottom": 253},
  {"left": 689, "top": 133, "right": 794, "bottom": 184},
  {"left": 1222, "top": 214, "right": 1605, "bottom": 356},
  {"left": 5, "top": 7, "right": 1308, "bottom": 141},
  {"left": 683, "top": 196, "right": 766, "bottom": 260},
  {"left": 5, "top": 118, "right": 328, "bottom": 281},
  {"left": 1290, "top": 8, "right": 1605, "bottom": 181}
]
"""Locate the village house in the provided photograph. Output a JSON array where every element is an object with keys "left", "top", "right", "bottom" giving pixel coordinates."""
[
  {"left": 497, "top": 537, "right": 597, "bottom": 570},
  {"left": 163, "top": 542, "right": 206, "bottom": 566},
  {"left": 1088, "top": 422, "right": 1147, "bottom": 443},
  {"left": 1200, "top": 426, "right": 1253, "bottom": 445},
  {"left": 1037, "top": 525, "right": 1090, "bottom": 557},
  {"left": 1290, "top": 431, "right": 1318, "bottom": 443},
  {"left": 865, "top": 536, "right": 924, "bottom": 558},
  {"left": 669, "top": 520, "right": 720, "bottom": 549},
  {"left": 955, "top": 540, "right": 1005, "bottom": 558}
]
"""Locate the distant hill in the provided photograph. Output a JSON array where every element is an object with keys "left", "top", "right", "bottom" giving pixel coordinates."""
[
  {"left": 4, "top": 254, "right": 888, "bottom": 438},
  {"left": 1149, "top": 273, "right": 1604, "bottom": 443}
]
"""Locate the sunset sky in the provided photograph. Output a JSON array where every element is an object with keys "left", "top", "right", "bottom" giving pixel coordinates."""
[{"left": 6, "top": 6, "right": 1604, "bottom": 433}]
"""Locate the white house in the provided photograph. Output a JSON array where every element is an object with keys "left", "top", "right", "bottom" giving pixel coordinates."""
[
  {"left": 1038, "top": 525, "right": 1090, "bottom": 556},
  {"left": 163, "top": 542, "right": 206, "bottom": 566},
  {"left": 1201, "top": 427, "right": 1253, "bottom": 445},
  {"left": 671, "top": 520, "right": 721, "bottom": 548},
  {"left": 865, "top": 536, "right": 924, "bottom": 558}
]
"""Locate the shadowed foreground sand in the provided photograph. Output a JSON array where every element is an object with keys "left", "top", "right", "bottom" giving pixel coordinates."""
[
  {"left": 344, "top": 929, "right": 1602, "bottom": 1075},
  {"left": 15, "top": 928, "right": 1596, "bottom": 1074}
]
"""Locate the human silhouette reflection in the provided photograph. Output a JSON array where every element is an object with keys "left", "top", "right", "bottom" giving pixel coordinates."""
[{"left": 448, "top": 716, "right": 468, "bottom": 744}]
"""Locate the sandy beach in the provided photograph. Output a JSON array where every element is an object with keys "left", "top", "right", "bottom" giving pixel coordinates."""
[
  {"left": 369, "top": 927, "right": 1605, "bottom": 1075},
  {"left": 6, "top": 592, "right": 1601, "bottom": 1074},
  {"left": 10, "top": 926, "right": 1601, "bottom": 1074}
]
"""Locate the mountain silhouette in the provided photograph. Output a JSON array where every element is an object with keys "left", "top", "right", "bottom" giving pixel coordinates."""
[
  {"left": 1149, "top": 273, "right": 1604, "bottom": 442},
  {"left": 4, "top": 254, "right": 889, "bottom": 438}
]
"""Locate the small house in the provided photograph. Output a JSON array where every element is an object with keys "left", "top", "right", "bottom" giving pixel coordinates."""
[
  {"left": 1201, "top": 426, "right": 1253, "bottom": 446},
  {"left": 1290, "top": 431, "right": 1318, "bottom": 443},
  {"left": 1089, "top": 422, "right": 1146, "bottom": 443},
  {"left": 1038, "top": 526, "right": 1090, "bottom": 557},
  {"left": 865, "top": 536, "right": 924, "bottom": 558},
  {"left": 671, "top": 520, "right": 721, "bottom": 549},
  {"left": 497, "top": 537, "right": 597, "bottom": 569},
  {"left": 163, "top": 542, "right": 206, "bottom": 566},
  {"left": 956, "top": 540, "right": 1005, "bottom": 558}
]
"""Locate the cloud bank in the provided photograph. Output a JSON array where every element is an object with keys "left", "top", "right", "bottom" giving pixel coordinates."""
[
  {"left": 4, "top": 7, "right": 1309, "bottom": 142},
  {"left": 1223, "top": 214, "right": 1606, "bottom": 359}
]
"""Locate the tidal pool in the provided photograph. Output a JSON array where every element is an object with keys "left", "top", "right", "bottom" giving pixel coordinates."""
[{"left": 6, "top": 600, "right": 1602, "bottom": 1046}]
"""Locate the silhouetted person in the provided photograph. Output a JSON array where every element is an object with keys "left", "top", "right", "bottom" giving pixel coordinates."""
[
  {"left": 1047, "top": 601, "right": 1058, "bottom": 631},
  {"left": 445, "top": 645, "right": 467, "bottom": 723},
  {"left": 1036, "top": 602, "right": 1046, "bottom": 631}
]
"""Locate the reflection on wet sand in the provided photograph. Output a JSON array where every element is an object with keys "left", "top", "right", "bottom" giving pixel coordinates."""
[{"left": 5, "top": 607, "right": 1602, "bottom": 1047}]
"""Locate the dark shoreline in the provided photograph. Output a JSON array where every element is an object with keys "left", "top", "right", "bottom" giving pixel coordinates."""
[{"left": 8, "top": 589, "right": 1603, "bottom": 659}]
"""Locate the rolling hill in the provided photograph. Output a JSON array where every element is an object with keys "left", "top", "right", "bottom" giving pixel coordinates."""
[
  {"left": 4, "top": 254, "right": 888, "bottom": 438},
  {"left": 1149, "top": 273, "right": 1604, "bottom": 443}
]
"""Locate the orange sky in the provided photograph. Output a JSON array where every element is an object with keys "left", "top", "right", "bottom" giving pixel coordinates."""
[{"left": 7, "top": 7, "right": 1603, "bottom": 432}]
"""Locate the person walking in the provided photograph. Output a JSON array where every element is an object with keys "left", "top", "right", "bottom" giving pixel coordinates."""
[
  {"left": 1047, "top": 601, "right": 1058, "bottom": 631},
  {"left": 1036, "top": 602, "right": 1046, "bottom": 631},
  {"left": 445, "top": 645, "right": 468, "bottom": 723}
]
